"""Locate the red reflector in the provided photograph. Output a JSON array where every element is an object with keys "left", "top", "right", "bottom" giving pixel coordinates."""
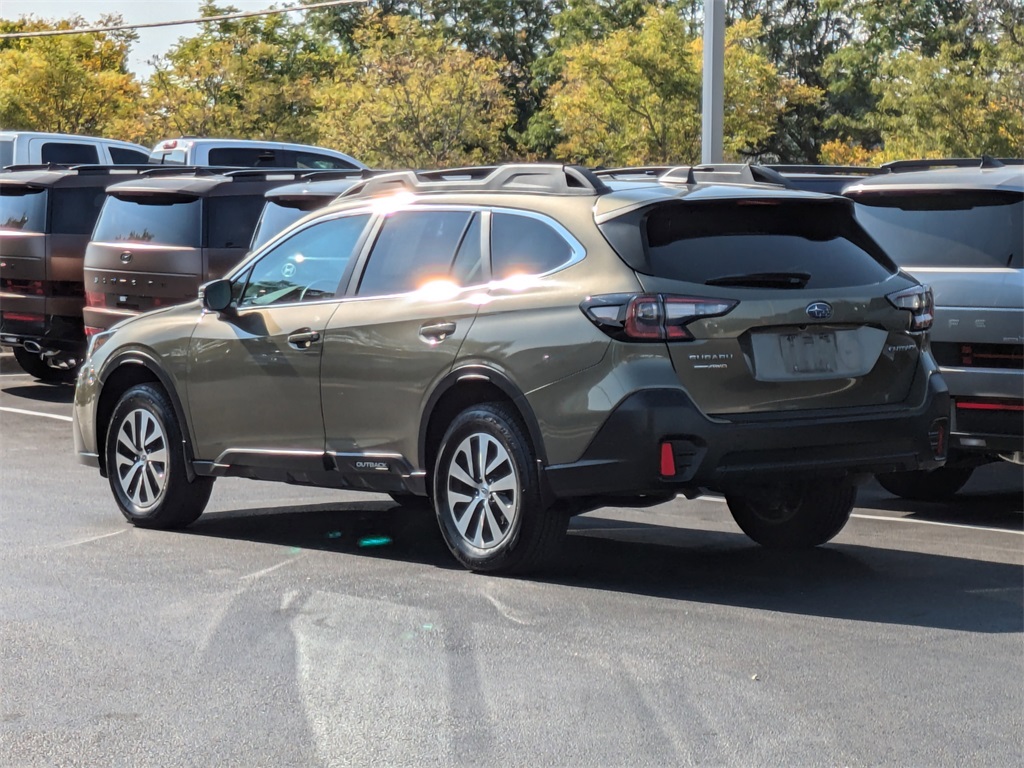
[
  {"left": 84, "top": 326, "right": 103, "bottom": 336},
  {"left": 2, "top": 312, "right": 44, "bottom": 323},
  {"left": 660, "top": 442, "right": 676, "bottom": 477},
  {"left": 85, "top": 291, "right": 106, "bottom": 308},
  {"left": 956, "top": 402, "right": 1024, "bottom": 412}
]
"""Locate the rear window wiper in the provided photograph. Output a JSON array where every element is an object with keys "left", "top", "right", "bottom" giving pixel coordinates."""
[{"left": 705, "top": 272, "right": 811, "bottom": 289}]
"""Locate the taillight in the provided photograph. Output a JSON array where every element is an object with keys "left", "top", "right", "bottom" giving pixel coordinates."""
[
  {"left": 85, "top": 291, "right": 106, "bottom": 308},
  {"left": 887, "top": 284, "right": 933, "bottom": 332},
  {"left": 0, "top": 278, "right": 44, "bottom": 296},
  {"left": 84, "top": 326, "right": 103, "bottom": 337},
  {"left": 582, "top": 293, "right": 737, "bottom": 341}
]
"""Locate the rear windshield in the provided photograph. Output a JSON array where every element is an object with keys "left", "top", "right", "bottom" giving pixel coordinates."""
[
  {"left": 250, "top": 201, "right": 310, "bottom": 250},
  {"left": 149, "top": 149, "right": 186, "bottom": 165},
  {"left": 93, "top": 195, "right": 202, "bottom": 247},
  {"left": 606, "top": 199, "right": 895, "bottom": 289},
  {"left": 0, "top": 187, "right": 47, "bottom": 232},
  {"left": 52, "top": 187, "right": 108, "bottom": 235},
  {"left": 851, "top": 191, "right": 1023, "bottom": 269}
]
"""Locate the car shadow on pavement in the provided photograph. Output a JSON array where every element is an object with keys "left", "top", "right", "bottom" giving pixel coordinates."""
[
  {"left": 1, "top": 383, "right": 76, "bottom": 404},
  {"left": 185, "top": 500, "right": 1023, "bottom": 635}
]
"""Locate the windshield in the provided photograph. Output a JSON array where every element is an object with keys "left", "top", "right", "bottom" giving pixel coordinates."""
[
  {"left": 853, "top": 192, "right": 1023, "bottom": 269},
  {"left": 92, "top": 195, "right": 202, "bottom": 247},
  {"left": 250, "top": 201, "right": 309, "bottom": 250},
  {"left": 0, "top": 187, "right": 47, "bottom": 232}
]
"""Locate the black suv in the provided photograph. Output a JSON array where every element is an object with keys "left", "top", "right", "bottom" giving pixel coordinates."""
[{"left": 73, "top": 164, "right": 948, "bottom": 573}]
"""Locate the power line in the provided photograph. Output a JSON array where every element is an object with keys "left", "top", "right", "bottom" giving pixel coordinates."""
[{"left": 0, "top": 0, "right": 368, "bottom": 39}]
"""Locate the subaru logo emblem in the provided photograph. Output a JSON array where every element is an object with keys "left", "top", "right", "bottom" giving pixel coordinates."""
[
  {"left": 120, "top": 251, "right": 133, "bottom": 264},
  {"left": 806, "top": 301, "right": 833, "bottom": 319}
]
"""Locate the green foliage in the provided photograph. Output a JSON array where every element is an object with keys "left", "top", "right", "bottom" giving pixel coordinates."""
[
  {"left": 144, "top": 1, "right": 343, "bottom": 143},
  {"left": 546, "top": 10, "right": 817, "bottom": 165},
  {"left": 315, "top": 14, "right": 515, "bottom": 167},
  {"left": 0, "top": 15, "right": 144, "bottom": 140}
]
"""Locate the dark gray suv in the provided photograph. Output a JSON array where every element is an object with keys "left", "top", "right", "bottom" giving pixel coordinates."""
[
  {"left": 844, "top": 158, "right": 1023, "bottom": 499},
  {"left": 73, "top": 164, "right": 949, "bottom": 573}
]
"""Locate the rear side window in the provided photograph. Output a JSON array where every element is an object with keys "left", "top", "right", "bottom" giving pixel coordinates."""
[
  {"left": 851, "top": 192, "right": 1023, "bottom": 269},
  {"left": 491, "top": 213, "right": 574, "bottom": 278},
  {"left": 0, "top": 139, "right": 13, "bottom": 169},
  {"left": 208, "top": 147, "right": 278, "bottom": 167},
  {"left": 207, "top": 195, "right": 268, "bottom": 249},
  {"left": 357, "top": 210, "right": 476, "bottom": 296},
  {"left": 51, "top": 187, "right": 107, "bottom": 234},
  {"left": 289, "top": 151, "right": 358, "bottom": 170},
  {"left": 622, "top": 199, "right": 894, "bottom": 289},
  {"left": 93, "top": 195, "right": 202, "bottom": 247},
  {"left": 109, "top": 147, "right": 150, "bottom": 164},
  {"left": 0, "top": 187, "right": 47, "bottom": 232},
  {"left": 40, "top": 142, "right": 99, "bottom": 165}
]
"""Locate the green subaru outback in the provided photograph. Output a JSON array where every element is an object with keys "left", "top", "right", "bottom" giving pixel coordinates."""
[{"left": 73, "top": 164, "right": 949, "bottom": 573}]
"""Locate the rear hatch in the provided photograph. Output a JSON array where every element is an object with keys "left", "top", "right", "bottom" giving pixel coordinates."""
[
  {"left": 597, "top": 194, "right": 926, "bottom": 415},
  {"left": 84, "top": 190, "right": 203, "bottom": 325},
  {"left": 0, "top": 184, "right": 48, "bottom": 329}
]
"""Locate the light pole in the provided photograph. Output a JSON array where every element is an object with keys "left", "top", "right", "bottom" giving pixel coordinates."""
[{"left": 701, "top": 0, "right": 725, "bottom": 164}]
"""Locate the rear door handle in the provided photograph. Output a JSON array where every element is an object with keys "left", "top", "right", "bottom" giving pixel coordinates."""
[
  {"left": 287, "top": 329, "right": 321, "bottom": 350},
  {"left": 419, "top": 321, "right": 457, "bottom": 343}
]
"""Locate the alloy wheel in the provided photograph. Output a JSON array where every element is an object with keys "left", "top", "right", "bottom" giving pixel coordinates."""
[
  {"left": 113, "top": 408, "right": 169, "bottom": 510},
  {"left": 443, "top": 432, "right": 519, "bottom": 549}
]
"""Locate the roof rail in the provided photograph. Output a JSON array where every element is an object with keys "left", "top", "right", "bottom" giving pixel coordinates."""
[
  {"left": 592, "top": 166, "right": 673, "bottom": 180},
  {"left": 296, "top": 168, "right": 386, "bottom": 182},
  {"left": 2, "top": 163, "right": 73, "bottom": 172},
  {"left": 882, "top": 156, "right": 1023, "bottom": 172},
  {"left": 594, "top": 163, "right": 794, "bottom": 188},
  {"left": 766, "top": 164, "right": 886, "bottom": 176},
  {"left": 338, "top": 163, "right": 610, "bottom": 199}
]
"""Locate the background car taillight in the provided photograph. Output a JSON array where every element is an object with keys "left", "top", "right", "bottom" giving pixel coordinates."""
[
  {"left": 581, "top": 293, "right": 738, "bottom": 341},
  {"left": 886, "top": 284, "right": 933, "bottom": 332}
]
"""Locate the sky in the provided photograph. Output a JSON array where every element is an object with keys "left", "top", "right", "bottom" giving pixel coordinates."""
[{"left": 0, "top": 0, "right": 279, "bottom": 76}]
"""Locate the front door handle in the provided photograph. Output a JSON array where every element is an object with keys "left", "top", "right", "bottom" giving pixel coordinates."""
[
  {"left": 287, "top": 329, "right": 321, "bottom": 350},
  {"left": 420, "top": 321, "right": 457, "bottom": 343}
]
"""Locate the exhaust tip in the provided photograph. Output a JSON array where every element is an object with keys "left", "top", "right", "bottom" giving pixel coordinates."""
[{"left": 22, "top": 340, "right": 42, "bottom": 354}]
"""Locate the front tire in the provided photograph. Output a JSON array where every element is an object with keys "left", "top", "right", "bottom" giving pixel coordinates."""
[
  {"left": 876, "top": 466, "right": 973, "bottom": 501},
  {"left": 105, "top": 383, "right": 213, "bottom": 529},
  {"left": 433, "top": 403, "right": 567, "bottom": 573},
  {"left": 726, "top": 478, "right": 856, "bottom": 548},
  {"left": 13, "top": 346, "right": 75, "bottom": 384}
]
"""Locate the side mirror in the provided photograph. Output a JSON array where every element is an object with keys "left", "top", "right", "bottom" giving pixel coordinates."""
[{"left": 199, "top": 278, "right": 233, "bottom": 313}]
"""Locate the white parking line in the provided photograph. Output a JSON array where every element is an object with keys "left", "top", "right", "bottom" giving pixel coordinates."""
[
  {"left": 0, "top": 406, "right": 72, "bottom": 422},
  {"left": 697, "top": 494, "right": 1023, "bottom": 535}
]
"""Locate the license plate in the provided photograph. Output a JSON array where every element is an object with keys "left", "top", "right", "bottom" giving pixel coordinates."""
[{"left": 779, "top": 331, "right": 838, "bottom": 374}]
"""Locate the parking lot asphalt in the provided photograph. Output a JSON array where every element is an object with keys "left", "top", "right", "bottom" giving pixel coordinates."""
[{"left": 1, "top": 352, "right": 1021, "bottom": 767}]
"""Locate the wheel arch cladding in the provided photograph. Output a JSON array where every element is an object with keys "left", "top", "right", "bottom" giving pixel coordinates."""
[
  {"left": 421, "top": 369, "right": 548, "bottom": 479},
  {"left": 96, "top": 355, "right": 194, "bottom": 479}
]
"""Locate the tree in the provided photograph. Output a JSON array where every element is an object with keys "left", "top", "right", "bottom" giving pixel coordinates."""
[
  {"left": 0, "top": 15, "right": 145, "bottom": 141},
  {"left": 545, "top": 9, "right": 817, "bottom": 166},
  {"left": 315, "top": 14, "right": 515, "bottom": 168},
  {"left": 145, "top": 1, "right": 343, "bottom": 143}
]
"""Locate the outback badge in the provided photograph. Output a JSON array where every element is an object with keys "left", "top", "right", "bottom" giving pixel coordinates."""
[{"left": 806, "top": 301, "right": 833, "bottom": 320}]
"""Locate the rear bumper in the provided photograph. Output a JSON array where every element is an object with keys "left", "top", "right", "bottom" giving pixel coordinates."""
[
  {"left": 1, "top": 311, "right": 86, "bottom": 355},
  {"left": 544, "top": 372, "right": 949, "bottom": 497}
]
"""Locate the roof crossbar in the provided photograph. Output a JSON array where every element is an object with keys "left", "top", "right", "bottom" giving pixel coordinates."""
[
  {"left": 882, "top": 156, "right": 1023, "bottom": 172},
  {"left": 596, "top": 163, "right": 794, "bottom": 188},
  {"left": 338, "top": 163, "right": 610, "bottom": 199}
]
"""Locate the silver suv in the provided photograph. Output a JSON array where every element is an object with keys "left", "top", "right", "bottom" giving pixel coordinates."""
[{"left": 844, "top": 158, "right": 1024, "bottom": 499}]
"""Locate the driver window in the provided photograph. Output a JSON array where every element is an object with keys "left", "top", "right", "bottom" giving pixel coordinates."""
[{"left": 237, "top": 214, "right": 369, "bottom": 307}]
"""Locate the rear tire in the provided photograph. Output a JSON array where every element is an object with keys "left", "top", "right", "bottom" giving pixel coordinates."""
[
  {"left": 876, "top": 466, "right": 973, "bottom": 501},
  {"left": 13, "top": 347, "right": 75, "bottom": 385},
  {"left": 105, "top": 383, "right": 213, "bottom": 529},
  {"left": 726, "top": 478, "right": 856, "bottom": 548},
  {"left": 433, "top": 403, "right": 567, "bottom": 573}
]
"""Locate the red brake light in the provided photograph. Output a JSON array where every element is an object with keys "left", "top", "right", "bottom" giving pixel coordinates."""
[
  {"left": 583, "top": 293, "right": 738, "bottom": 341},
  {"left": 887, "top": 285, "right": 933, "bottom": 332},
  {"left": 85, "top": 291, "right": 106, "bottom": 308}
]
